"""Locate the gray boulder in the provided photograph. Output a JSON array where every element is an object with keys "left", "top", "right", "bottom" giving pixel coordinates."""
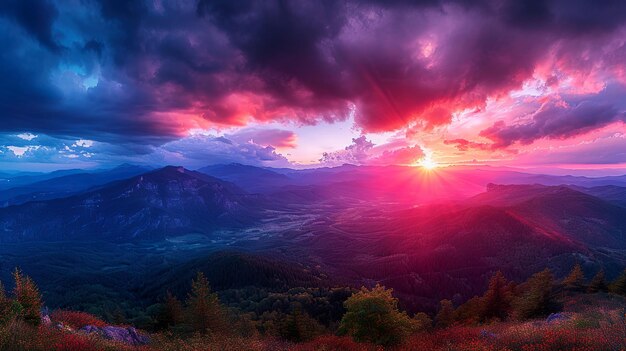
[{"left": 546, "top": 312, "right": 571, "bottom": 324}]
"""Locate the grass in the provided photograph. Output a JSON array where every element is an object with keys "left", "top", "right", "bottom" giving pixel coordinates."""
[{"left": 0, "top": 303, "right": 623, "bottom": 351}]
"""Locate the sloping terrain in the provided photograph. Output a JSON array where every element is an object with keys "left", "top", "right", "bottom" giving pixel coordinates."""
[{"left": 0, "top": 166, "right": 263, "bottom": 241}]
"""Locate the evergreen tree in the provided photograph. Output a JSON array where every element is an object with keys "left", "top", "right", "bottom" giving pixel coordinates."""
[
  {"left": 453, "top": 296, "right": 482, "bottom": 325},
  {"left": 12, "top": 268, "right": 42, "bottom": 326},
  {"left": 435, "top": 299, "right": 455, "bottom": 328},
  {"left": 512, "top": 268, "right": 556, "bottom": 320},
  {"left": 338, "top": 284, "right": 415, "bottom": 346},
  {"left": 480, "top": 271, "right": 512, "bottom": 321},
  {"left": 185, "top": 271, "right": 225, "bottom": 334},
  {"left": 280, "top": 303, "right": 324, "bottom": 342},
  {"left": 562, "top": 263, "right": 586, "bottom": 291},
  {"left": 0, "top": 282, "right": 15, "bottom": 326},
  {"left": 609, "top": 269, "right": 626, "bottom": 295},
  {"left": 160, "top": 291, "right": 184, "bottom": 328},
  {"left": 588, "top": 270, "right": 608, "bottom": 293}
]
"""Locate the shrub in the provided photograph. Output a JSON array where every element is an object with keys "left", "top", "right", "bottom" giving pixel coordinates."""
[
  {"left": 295, "top": 335, "right": 382, "bottom": 351},
  {"left": 338, "top": 285, "right": 415, "bottom": 346},
  {"left": 52, "top": 334, "right": 99, "bottom": 351}
]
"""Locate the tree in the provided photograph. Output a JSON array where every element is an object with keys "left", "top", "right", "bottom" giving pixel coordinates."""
[
  {"left": 453, "top": 296, "right": 482, "bottom": 325},
  {"left": 0, "top": 282, "right": 15, "bottom": 326},
  {"left": 435, "top": 299, "right": 455, "bottom": 328},
  {"left": 562, "top": 263, "right": 585, "bottom": 291},
  {"left": 412, "top": 312, "right": 432, "bottom": 332},
  {"left": 610, "top": 269, "right": 626, "bottom": 295},
  {"left": 338, "top": 285, "right": 415, "bottom": 346},
  {"left": 480, "top": 271, "right": 513, "bottom": 321},
  {"left": 12, "top": 268, "right": 42, "bottom": 326},
  {"left": 588, "top": 270, "right": 608, "bottom": 293},
  {"left": 185, "top": 271, "right": 225, "bottom": 334},
  {"left": 159, "top": 291, "right": 183, "bottom": 329},
  {"left": 279, "top": 303, "right": 324, "bottom": 342},
  {"left": 512, "top": 268, "right": 556, "bottom": 320}
]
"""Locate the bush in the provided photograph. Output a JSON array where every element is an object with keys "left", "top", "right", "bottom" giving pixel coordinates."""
[
  {"left": 52, "top": 334, "right": 99, "bottom": 351},
  {"left": 338, "top": 285, "right": 415, "bottom": 346},
  {"left": 293, "top": 335, "right": 381, "bottom": 351}
]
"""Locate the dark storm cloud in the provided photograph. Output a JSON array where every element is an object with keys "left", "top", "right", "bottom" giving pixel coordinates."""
[
  {"left": 0, "top": 0, "right": 60, "bottom": 51},
  {"left": 1, "top": 0, "right": 626, "bottom": 153},
  {"left": 480, "top": 85, "right": 626, "bottom": 148}
]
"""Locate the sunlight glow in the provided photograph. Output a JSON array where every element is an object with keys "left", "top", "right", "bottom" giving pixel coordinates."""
[{"left": 418, "top": 155, "right": 438, "bottom": 170}]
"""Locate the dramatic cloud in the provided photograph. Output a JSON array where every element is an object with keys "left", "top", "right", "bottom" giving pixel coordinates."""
[
  {"left": 480, "top": 87, "right": 626, "bottom": 148},
  {"left": 320, "top": 136, "right": 424, "bottom": 166},
  {"left": 154, "top": 134, "right": 291, "bottom": 168},
  {"left": 444, "top": 139, "right": 492, "bottom": 152},
  {"left": 227, "top": 128, "right": 297, "bottom": 148},
  {"left": 1, "top": 0, "right": 626, "bottom": 169},
  {"left": 0, "top": 131, "right": 292, "bottom": 170}
]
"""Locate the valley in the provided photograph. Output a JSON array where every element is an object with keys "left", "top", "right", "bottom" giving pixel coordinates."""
[{"left": 1, "top": 164, "right": 626, "bottom": 319}]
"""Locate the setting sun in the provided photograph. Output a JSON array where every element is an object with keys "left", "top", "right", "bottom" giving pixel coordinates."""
[{"left": 418, "top": 155, "right": 438, "bottom": 170}]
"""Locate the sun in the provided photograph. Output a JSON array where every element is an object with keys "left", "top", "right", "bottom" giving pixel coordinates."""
[{"left": 418, "top": 155, "right": 438, "bottom": 170}]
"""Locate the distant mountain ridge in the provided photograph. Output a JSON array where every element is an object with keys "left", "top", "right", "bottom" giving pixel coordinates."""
[
  {"left": 0, "top": 166, "right": 263, "bottom": 241},
  {"left": 0, "top": 164, "right": 152, "bottom": 207},
  {"left": 198, "top": 163, "right": 293, "bottom": 193}
]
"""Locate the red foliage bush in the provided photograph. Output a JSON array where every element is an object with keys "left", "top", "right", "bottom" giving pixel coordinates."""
[
  {"left": 52, "top": 334, "right": 98, "bottom": 351},
  {"left": 50, "top": 310, "right": 107, "bottom": 329},
  {"left": 292, "top": 335, "right": 382, "bottom": 351}
]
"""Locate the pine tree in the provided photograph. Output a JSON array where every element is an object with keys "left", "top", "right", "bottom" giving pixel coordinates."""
[
  {"left": 512, "top": 268, "right": 556, "bottom": 320},
  {"left": 0, "top": 282, "right": 15, "bottom": 326},
  {"left": 12, "top": 268, "right": 42, "bottom": 326},
  {"left": 588, "top": 270, "right": 608, "bottom": 293},
  {"left": 453, "top": 296, "right": 483, "bottom": 325},
  {"left": 562, "top": 263, "right": 585, "bottom": 291},
  {"left": 161, "top": 291, "right": 183, "bottom": 328},
  {"left": 280, "top": 304, "right": 323, "bottom": 342},
  {"left": 480, "top": 271, "right": 512, "bottom": 321},
  {"left": 610, "top": 269, "right": 626, "bottom": 295},
  {"left": 435, "top": 299, "right": 455, "bottom": 328},
  {"left": 185, "top": 271, "right": 225, "bottom": 334}
]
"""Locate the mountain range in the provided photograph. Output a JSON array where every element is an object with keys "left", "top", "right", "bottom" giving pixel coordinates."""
[{"left": 1, "top": 163, "right": 625, "bottom": 312}]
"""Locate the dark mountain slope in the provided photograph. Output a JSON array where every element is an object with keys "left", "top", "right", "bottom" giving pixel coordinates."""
[
  {"left": 0, "top": 167, "right": 264, "bottom": 242},
  {"left": 143, "top": 251, "right": 333, "bottom": 299},
  {"left": 468, "top": 184, "right": 626, "bottom": 248},
  {"left": 570, "top": 185, "right": 626, "bottom": 207}
]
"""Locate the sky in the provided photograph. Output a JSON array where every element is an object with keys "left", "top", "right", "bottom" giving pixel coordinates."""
[{"left": 1, "top": 0, "right": 626, "bottom": 173}]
